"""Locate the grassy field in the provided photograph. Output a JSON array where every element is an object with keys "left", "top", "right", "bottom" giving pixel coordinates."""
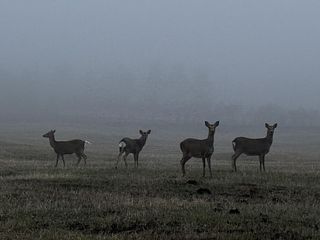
[{"left": 0, "top": 123, "right": 320, "bottom": 239}]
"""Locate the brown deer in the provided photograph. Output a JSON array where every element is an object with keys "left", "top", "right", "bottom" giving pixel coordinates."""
[
  {"left": 116, "top": 130, "right": 151, "bottom": 169},
  {"left": 231, "top": 123, "right": 278, "bottom": 172},
  {"left": 180, "top": 121, "right": 219, "bottom": 177},
  {"left": 42, "top": 130, "right": 90, "bottom": 167}
]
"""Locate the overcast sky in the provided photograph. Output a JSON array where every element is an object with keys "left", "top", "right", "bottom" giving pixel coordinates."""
[{"left": 1, "top": 1, "right": 320, "bottom": 120}]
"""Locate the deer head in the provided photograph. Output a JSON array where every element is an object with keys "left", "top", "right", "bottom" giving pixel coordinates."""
[
  {"left": 43, "top": 130, "right": 56, "bottom": 138},
  {"left": 139, "top": 130, "right": 151, "bottom": 138},
  {"left": 265, "top": 123, "right": 277, "bottom": 136},
  {"left": 205, "top": 121, "right": 219, "bottom": 133}
]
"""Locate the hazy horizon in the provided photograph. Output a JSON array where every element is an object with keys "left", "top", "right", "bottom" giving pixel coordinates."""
[{"left": 1, "top": 1, "right": 320, "bottom": 125}]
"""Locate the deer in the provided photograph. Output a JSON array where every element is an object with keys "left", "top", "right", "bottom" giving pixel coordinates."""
[
  {"left": 231, "top": 123, "right": 278, "bottom": 172},
  {"left": 42, "top": 130, "right": 90, "bottom": 167},
  {"left": 180, "top": 121, "right": 220, "bottom": 178},
  {"left": 116, "top": 130, "right": 151, "bottom": 169}
]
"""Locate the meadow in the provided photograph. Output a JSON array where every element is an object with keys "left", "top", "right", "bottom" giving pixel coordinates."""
[{"left": 0, "top": 122, "right": 319, "bottom": 239}]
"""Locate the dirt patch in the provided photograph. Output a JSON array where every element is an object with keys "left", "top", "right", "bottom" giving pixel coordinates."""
[
  {"left": 229, "top": 208, "right": 240, "bottom": 214},
  {"left": 196, "top": 188, "right": 212, "bottom": 195},
  {"left": 186, "top": 180, "right": 198, "bottom": 185},
  {"left": 67, "top": 220, "right": 159, "bottom": 235}
]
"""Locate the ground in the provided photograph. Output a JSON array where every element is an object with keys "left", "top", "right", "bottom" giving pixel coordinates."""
[{"left": 0, "top": 123, "right": 319, "bottom": 239}]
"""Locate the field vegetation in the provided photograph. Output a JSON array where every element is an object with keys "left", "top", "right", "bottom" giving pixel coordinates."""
[{"left": 0, "top": 123, "right": 319, "bottom": 239}]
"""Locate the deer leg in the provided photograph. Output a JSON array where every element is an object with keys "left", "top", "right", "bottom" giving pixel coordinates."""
[
  {"left": 231, "top": 151, "right": 241, "bottom": 172},
  {"left": 76, "top": 153, "right": 82, "bottom": 166},
  {"left": 123, "top": 152, "right": 129, "bottom": 168},
  {"left": 115, "top": 151, "right": 124, "bottom": 169},
  {"left": 202, "top": 157, "right": 206, "bottom": 177},
  {"left": 55, "top": 154, "right": 60, "bottom": 167},
  {"left": 78, "top": 149, "right": 87, "bottom": 165},
  {"left": 82, "top": 153, "right": 87, "bottom": 165},
  {"left": 61, "top": 155, "right": 65, "bottom": 168},
  {"left": 180, "top": 154, "right": 191, "bottom": 177},
  {"left": 79, "top": 149, "right": 87, "bottom": 165},
  {"left": 207, "top": 156, "right": 212, "bottom": 178},
  {"left": 133, "top": 153, "right": 137, "bottom": 168},
  {"left": 259, "top": 155, "right": 263, "bottom": 172},
  {"left": 262, "top": 155, "right": 266, "bottom": 172},
  {"left": 135, "top": 153, "right": 139, "bottom": 168}
]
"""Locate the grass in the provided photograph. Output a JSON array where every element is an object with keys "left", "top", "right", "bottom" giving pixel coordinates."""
[{"left": 0, "top": 124, "right": 320, "bottom": 239}]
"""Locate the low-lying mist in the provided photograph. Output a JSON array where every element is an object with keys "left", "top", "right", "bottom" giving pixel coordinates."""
[{"left": 1, "top": 65, "right": 319, "bottom": 127}]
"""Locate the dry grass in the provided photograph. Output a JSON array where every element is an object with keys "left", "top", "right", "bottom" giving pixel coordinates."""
[{"left": 0, "top": 124, "right": 320, "bottom": 239}]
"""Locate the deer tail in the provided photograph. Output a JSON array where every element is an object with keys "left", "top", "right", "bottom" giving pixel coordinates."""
[
  {"left": 180, "top": 141, "right": 186, "bottom": 152},
  {"left": 85, "top": 140, "right": 92, "bottom": 145},
  {"left": 119, "top": 140, "right": 126, "bottom": 152},
  {"left": 232, "top": 139, "right": 237, "bottom": 151}
]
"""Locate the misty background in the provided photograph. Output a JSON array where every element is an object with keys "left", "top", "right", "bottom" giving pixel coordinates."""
[{"left": 1, "top": 1, "right": 320, "bottom": 127}]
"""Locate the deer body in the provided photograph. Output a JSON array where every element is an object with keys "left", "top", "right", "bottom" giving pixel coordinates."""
[
  {"left": 180, "top": 121, "right": 219, "bottom": 177},
  {"left": 43, "top": 130, "right": 88, "bottom": 167},
  {"left": 181, "top": 138, "right": 214, "bottom": 158},
  {"left": 232, "top": 123, "right": 277, "bottom": 172},
  {"left": 116, "top": 130, "right": 151, "bottom": 168},
  {"left": 232, "top": 137, "right": 272, "bottom": 156}
]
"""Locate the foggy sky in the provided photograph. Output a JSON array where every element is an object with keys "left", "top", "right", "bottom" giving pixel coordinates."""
[{"left": 1, "top": 1, "right": 320, "bottom": 123}]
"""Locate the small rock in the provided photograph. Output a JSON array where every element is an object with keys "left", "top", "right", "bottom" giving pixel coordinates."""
[
  {"left": 213, "top": 207, "right": 223, "bottom": 212},
  {"left": 196, "top": 188, "right": 212, "bottom": 195},
  {"left": 229, "top": 208, "right": 240, "bottom": 214},
  {"left": 260, "top": 213, "right": 270, "bottom": 223},
  {"left": 186, "top": 180, "right": 198, "bottom": 185},
  {"left": 239, "top": 199, "right": 248, "bottom": 204}
]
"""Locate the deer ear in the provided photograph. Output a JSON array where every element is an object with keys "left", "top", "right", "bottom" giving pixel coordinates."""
[
  {"left": 274, "top": 123, "right": 278, "bottom": 128},
  {"left": 205, "top": 121, "right": 210, "bottom": 127},
  {"left": 215, "top": 121, "right": 220, "bottom": 127},
  {"left": 265, "top": 123, "right": 269, "bottom": 128},
  {"left": 147, "top": 130, "right": 151, "bottom": 134},
  {"left": 53, "top": 129, "right": 56, "bottom": 133},
  {"left": 139, "top": 130, "right": 143, "bottom": 135}
]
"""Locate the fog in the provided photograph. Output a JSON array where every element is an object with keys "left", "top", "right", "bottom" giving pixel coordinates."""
[{"left": 1, "top": 1, "right": 320, "bottom": 126}]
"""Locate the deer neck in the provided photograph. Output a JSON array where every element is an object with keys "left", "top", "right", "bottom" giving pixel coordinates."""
[
  {"left": 49, "top": 135, "right": 56, "bottom": 148},
  {"left": 207, "top": 130, "right": 215, "bottom": 145},
  {"left": 137, "top": 136, "right": 147, "bottom": 148},
  {"left": 266, "top": 131, "right": 274, "bottom": 144}
]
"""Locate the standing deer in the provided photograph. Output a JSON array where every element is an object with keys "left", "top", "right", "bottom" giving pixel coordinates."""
[
  {"left": 180, "top": 121, "right": 220, "bottom": 177},
  {"left": 42, "top": 130, "right": 90, "bottom": 167},
  {"left": 231, "top": 123, "right": 278, "bottom": 172},
  {"left": 116, "top": 130, "right": 151, "bottom": 169}
]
